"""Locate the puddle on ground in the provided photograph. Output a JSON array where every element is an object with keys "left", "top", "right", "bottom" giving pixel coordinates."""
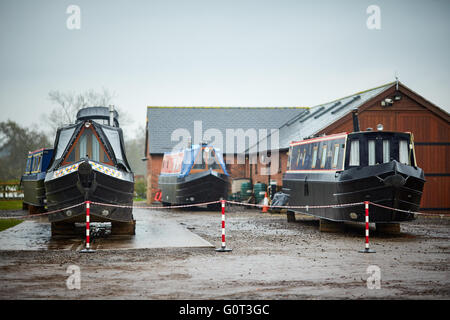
[{"left": 0, "top": 208, "right": 213, "bottom": 251}]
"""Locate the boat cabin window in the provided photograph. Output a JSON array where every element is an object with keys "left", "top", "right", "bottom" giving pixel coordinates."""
[
  {"left": 55, "top": 127, "right": 75, "bottom": 160},
  {"left": 287, "top": 147, "right": 292, "bottom": 170},
  {"left": 311, "top": 146, "right": 318, "bottom": 168},
  {"left": 62, "top": 126, "right": 113, "bottom": 166},
  {"left": 346, "top": 133, "right": 415, "bottom": 168},
  {"left": 399, "top": 140, "right": 410, "bottom": 165},
  {"left": 332, "top": 144, "right": 340, "bottom": 168},
  {"left": 383, "top": 140, "right": 390, "bottom": 163},
  {"left": 368, "top": 140, "right": 376, "bottom": 166},
  {"left": 32, "top": 154, "right": 41, "bottom": 173},
  {"left": 349, "top": 140, "right": 360, "bottom": 166},
  {"left": 288, "top": 136, "right": 346, "bottom": 171},
  {"left": 320, "top": 145, "right": 327, "bottom": 168},
  {"left": 25, "top": 156, "right": 32, "bottom": 174},
  {"left": 102, "top": 128, "right": 124, "bottom": 161}
]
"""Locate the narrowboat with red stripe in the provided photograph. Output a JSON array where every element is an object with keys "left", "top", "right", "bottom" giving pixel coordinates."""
[
  {"left": 282, "top": 112, "right": 425, "bottom": 224},
  {"left": 158, "top": 143, "right": 229, "bottom": 208},
  {"left": 44, "top": 106, "right": 135, "bottom": 235}
]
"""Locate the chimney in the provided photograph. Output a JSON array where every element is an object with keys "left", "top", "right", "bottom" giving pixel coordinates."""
[{"left": 352, "top": 109, "right": 360, "bottom": 132}]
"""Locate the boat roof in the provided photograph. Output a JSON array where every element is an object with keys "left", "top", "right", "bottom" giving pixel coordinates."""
[
  {"left": 76, "top": 106, "right": 119, "bottom": 127},
  {"left": 28, "top": 148, "right": 53, "bottom": 155}
]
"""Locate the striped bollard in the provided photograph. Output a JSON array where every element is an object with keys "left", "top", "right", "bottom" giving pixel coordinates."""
[
  {"left": 359, "top": 201, "right": 375, "bottom": 253},
  {"left": 216, "top": 200, "right": 232, "bottom": 252},
  {"left": 80, "top": 201, "right": 95, "bottom": 253}
]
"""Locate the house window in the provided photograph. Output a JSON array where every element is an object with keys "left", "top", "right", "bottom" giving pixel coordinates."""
[{"left": 349, "top": 140, "right": 360, "bottom": 166}]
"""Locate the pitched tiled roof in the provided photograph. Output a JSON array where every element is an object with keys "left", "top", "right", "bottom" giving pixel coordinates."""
[
  {"left": 146, "top": 106, "right": 308, "bottom": 154},
  {"left": 252, "top": 82, "right": 396, "bottom": 152}
]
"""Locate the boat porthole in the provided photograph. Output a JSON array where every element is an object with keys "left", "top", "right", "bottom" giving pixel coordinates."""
[
  {"left": 102, "top": 210, "right": 109, "bottom": 216},
  {"left": 349, "top": 212, "right": 358, "bottom": 220},
  {"left": 190, "top": 197, "right": 195, "bottom": 202},
  {"left": 66, "top": 210, "right": 72, "bottom": 217}
]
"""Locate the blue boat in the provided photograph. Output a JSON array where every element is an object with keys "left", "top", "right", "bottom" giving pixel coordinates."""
[
  {"left": 21, "top": 148, "right": 54, "bottom": 213},
  {"left": 158, "top": 143, "right": 229, "bottom": 208}
]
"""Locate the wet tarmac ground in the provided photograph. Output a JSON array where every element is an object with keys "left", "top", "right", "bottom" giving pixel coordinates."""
[
  {"left": 0, "top": 208, "right": 213, "bottom": 251},
  {"left": 0, "top": 205, "right": 449, "bottom": 299}
]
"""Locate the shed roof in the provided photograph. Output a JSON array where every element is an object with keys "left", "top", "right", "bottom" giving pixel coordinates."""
[
  {"left": 252, "top": 82, "right": 396, "bottom": 153},
  {"left": 146, "top": 106, "right": 308, "bottom": 154}
]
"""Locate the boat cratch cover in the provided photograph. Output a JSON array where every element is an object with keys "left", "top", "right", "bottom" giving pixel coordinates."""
[{"left": 160, "top": 144, "right": 229, "bottom": 178}]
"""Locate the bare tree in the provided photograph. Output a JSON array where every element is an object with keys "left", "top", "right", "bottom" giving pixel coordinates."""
[
  {"left": 46, "top": 88, "right": 117, "bottom": 132},
  {"left": 124, "top": 124, "right": 147, "bottom": 176}
]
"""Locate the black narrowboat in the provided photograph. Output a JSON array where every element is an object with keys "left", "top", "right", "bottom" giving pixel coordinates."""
[
  {"left": 44, "top": 106, "right": 135, "bottom": 235},
  {"left": 282, "top": 125, "right": 425, "bottom": 224},
  {"left": 158, "top": 144, "right": 229, "bottom": 208},
  {"left": 21, "top": 148, "right": 54, "bottom": 213}
]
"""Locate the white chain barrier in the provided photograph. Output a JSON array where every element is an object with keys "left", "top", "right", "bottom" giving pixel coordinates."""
[
  {"left": 0, "top": 199, "right": 444, "bottom": 219},
  {"left": 0, "top": 202, "right": 85, "bottom": 220}
]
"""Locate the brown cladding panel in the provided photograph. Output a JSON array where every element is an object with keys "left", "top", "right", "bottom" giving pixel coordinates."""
[
  {"left": 358, "top": 111, "right": 397, "bottom": 132},
  {"left": 415, "top": 145, "right": 450, "bottom": 173},
  {"left": 397, "top": 113, "right": 449, "bottom": 142},
  {"left": 421, "top": 176, "right": 450, "bottom": 212}
]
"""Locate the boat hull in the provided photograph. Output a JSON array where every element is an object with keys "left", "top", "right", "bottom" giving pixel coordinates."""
[
  {"left": 22, "top": 175, "right": 46, "bottom": 207},
  {"left": 45, "top": 169, "right": 134, "bottom": 223},
  {"left": 158, "top": 171, "right": 229, "bottom": 206},
  {"left": 282, "top": 161, "right": 425, "bottom": 223}
]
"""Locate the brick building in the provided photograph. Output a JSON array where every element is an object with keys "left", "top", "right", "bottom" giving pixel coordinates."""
[
  {"left": 144, "top": 106, "right": 306, "bottom": 202},
  {"left": 248, "top": 81, "right": 449, "bottom": 213},
  {"left": 145, "top": 81, "right": 449, "bottom": 212}
]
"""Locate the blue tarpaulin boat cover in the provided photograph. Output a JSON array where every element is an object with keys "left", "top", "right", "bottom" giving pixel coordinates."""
[{"left": 163, "top": 144, "right": 229, "bottom": 178}]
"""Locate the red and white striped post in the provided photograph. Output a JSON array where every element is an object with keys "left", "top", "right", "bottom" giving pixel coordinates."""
[
  {"left": 216, "top": 199, "right": 232, "bottom": 252},
  {"left": 80, "top": 201, "right": 95, "bottom": 253},
  {"left": 359, "top": 201, "right": 375, "bottom": 253}
]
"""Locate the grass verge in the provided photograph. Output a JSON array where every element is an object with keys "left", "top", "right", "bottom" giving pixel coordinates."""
[
  {"left": 0, "top": 219, "right": 23, "bottom": 232},
  {"left": 0, "top": 200, "right": 23, "bottom": 210}
]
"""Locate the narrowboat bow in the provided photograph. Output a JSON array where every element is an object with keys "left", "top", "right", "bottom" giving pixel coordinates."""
[
  {"left": 44, "top": 107, "right": 135, "bottom": 234},
  {"left": 283, "top": 129, "right": 425, "bottom": 224}
]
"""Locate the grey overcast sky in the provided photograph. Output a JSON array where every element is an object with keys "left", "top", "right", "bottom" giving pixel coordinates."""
[{"left": 0, "top": 0, "right": 449, "bottom": 137}]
